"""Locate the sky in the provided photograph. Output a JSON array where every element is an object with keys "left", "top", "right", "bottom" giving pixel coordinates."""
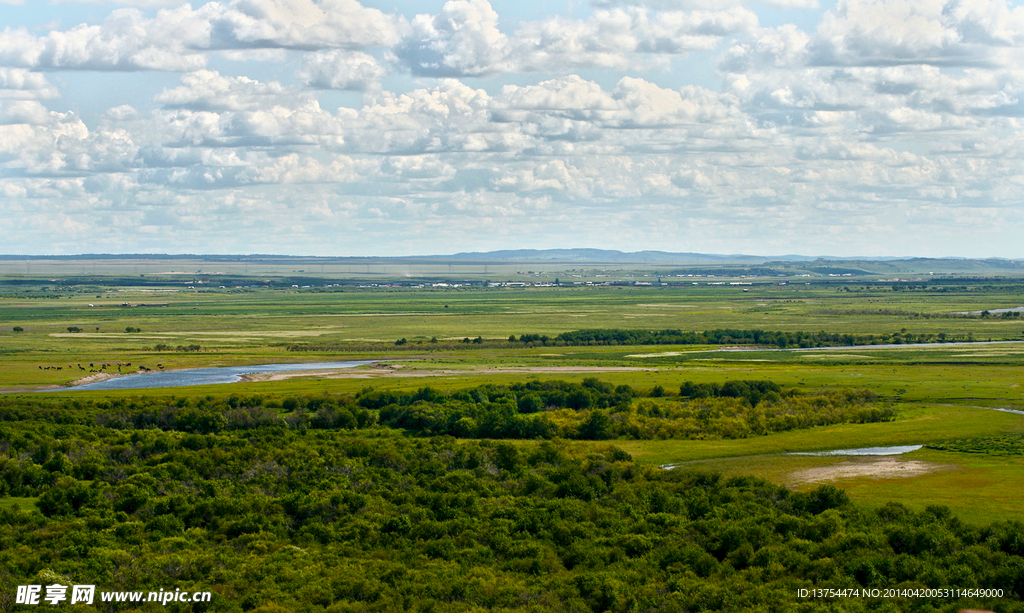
[{"left": 2, "top": 0, "right": 1024, "bottom": 257}]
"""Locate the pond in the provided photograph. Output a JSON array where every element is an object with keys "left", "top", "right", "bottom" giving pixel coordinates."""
[
  {"left": 63, "top": 361, "right": 376, "bottom": 391},
  {"left": 788, "top": 445, "right": 923, "bottom": 456}
]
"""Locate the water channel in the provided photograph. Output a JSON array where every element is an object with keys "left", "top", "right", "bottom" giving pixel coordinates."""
[{"left": 64, "top": 360, "right": 376, "bottom": 391}]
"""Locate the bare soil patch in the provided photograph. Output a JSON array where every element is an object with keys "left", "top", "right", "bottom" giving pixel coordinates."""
[{"left": 788, "top": 459, "right": 950, "bottom": 485}]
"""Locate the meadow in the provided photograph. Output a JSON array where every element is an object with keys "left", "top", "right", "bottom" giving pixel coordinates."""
[{"left": 1, "top": 263, "right": 1024, "bottom": 610}]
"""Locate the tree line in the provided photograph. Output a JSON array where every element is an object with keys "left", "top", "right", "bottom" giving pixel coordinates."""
[{"left": 509, "top": 328, "right": 967, "bottom": 348}]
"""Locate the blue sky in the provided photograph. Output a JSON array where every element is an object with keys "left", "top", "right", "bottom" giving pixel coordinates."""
[{"left": 2, "top": 0, "right": 1023, "bottom": 257}]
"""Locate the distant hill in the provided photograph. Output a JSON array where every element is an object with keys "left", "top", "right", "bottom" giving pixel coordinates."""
[
  {"left": 431, "top": 250, "right": 1022, "bottom": 272},
  {"left": 0, "top": 251, "right": 1020, "bottom": 274},
  {"left": 431, "top": 249, "right": 798, "bottom": 263}
]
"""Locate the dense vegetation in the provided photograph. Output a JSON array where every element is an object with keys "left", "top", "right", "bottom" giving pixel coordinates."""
[
  {"left": 0, "top": 400, "right": 1021, "bottom": 612},
  {"left": 929, "top": 434, "right": 1024, "bottom": 456},
  {"left": 1, "top": 379, "right": 892, "bottom": 445},
  {"left": 366, "top": 380, "right": 892, "bottom": 441},
  {"left": 512, "top": 329, "right": 973, "bottom": 348}
]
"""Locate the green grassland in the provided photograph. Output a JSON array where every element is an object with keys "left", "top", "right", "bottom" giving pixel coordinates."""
[
  {"left": 2, "top": 279, "right": 1024, "bottom": 387},
  {"left": 2, "top": 272, "right": 1024, "bottom": 527}
]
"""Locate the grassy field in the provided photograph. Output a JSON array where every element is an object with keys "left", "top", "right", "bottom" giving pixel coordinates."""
[
  {"left": 2, "top": 279, "right": 1023, "bottom": 387},
  {"left": 2, "top": 269, "right": 1024, "bottom": 525}
]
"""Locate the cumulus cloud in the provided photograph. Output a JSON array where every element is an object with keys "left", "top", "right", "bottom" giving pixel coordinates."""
[
  {"left": 721, "top": 0, "right": 1024, "bottom": 76},
  {"left": 394, "top": 1, "right": 758, "bottom": 76},
  {"left": 0, "top": 68, "right": 59, "bottom": 99},
  {"left": 0, "top": 9, "right": 206, "bottom": 71},
  {"left": 716, "top": 0, "right": 1024, "bottom": 143},
  {"left": 4, "top": 0, "right": 753, "bottom": 78},
  {"left": 50, "top": 0, "right": 185, "bottom": 5},
  {"left": 396, "top": 0, "right": 510, "bottom": 76},
  {"left": 591, "top": 0, "right": 817, "bottom": 8},
  {"left": 0, "top": 102, "right": 92, "bottom": 176},
  {"left": 508, "top": 7, "right": 758, "bottom": 72},
  {"left": 0, "top": 0, "right": 403, "bottom": 72},
  {"left": 811, "top": 0, "right": 1024, "bottom": 68},
  {"left": 298, "top": 50, "right": 386, "bottom": 90},
  {"left": 154, "top": 70, "right": 315, "bottom": 111}
]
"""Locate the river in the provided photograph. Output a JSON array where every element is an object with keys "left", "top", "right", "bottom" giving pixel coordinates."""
[{"left": 64, "top": 360, "right": 376, "bottom": 391}]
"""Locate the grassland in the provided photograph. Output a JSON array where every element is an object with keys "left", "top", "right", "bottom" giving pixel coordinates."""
[{"left": 2, "top": 265, "right": 1024, "bottom": 525}]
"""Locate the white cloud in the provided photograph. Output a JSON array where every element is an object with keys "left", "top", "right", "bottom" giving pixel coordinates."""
[
  {"left": 196, "top": 0, "right": 404, "bottom": 50},
  {"left": 154, "top": 70, "right": 314, "bottom": 111},
  {"left": 510, "top": 7, "right": 758, "bottom": 72},
  {"left": 0, "top": 0, "right": 403, "bottom": 72},
  {"left": 0, "top": 102, "right": 91, "bottom": 176},
  {"left": 0, "top": 69, "right": 59, "bottom": 99},
  {"left": 396, "top": 0, "right": 510, "bottom": 77},
  {"left": 219, "top": 48, "right": 290, "bottom": 62},
  {"left": 0, "top": 9, "right": 207, "bottom": 71},
  {"left": 394, "top": 1, "right": 758, "bottom": 76},
  {"left": 50, "top": 0, "right": 185, "bottom": 6},
  {"left": 810, "top": 0, "right": 1024, "bottom": 68},
  {"left": 298, "top": 50, "right": 386, "bottom": 90},
  {"left": 591, "top": 0, "right": 817, "bottom": 8}
]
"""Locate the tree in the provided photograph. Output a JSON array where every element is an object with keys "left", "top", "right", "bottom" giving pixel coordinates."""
[
  {"left": 12, "top": 326, "right": 23, "bottom": 332},
  {"left": 578, "top": 410, "right": 611, "bottom": 440},
  {"left": 518, "top": 394, "right": 543, "bottom": 413}
]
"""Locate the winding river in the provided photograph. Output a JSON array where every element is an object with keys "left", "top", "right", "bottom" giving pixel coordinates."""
[{"left": 64, "top": 360, "right": 376, "bottom": 391}]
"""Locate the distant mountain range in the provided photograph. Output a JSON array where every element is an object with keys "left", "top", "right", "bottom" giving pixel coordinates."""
[
  {"left": 0, "top": 250, "right": 1020, "bottom": 272},
  {"left": 430, "top": 249, "right": 1021, "bottom": 267},
  {"left": 428, "top": 249, "right": 778, "bottom": 262},
  {"left": 427, "top": 249, "right": 905, "bottom": 263}
]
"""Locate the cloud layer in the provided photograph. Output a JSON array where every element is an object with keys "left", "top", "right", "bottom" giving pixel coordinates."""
[{"left": 2, "top": 0, "right": 1024, "bottom": 256}]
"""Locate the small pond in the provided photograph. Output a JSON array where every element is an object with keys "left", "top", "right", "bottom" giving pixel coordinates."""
[{"left": 788, "top": 445, "right": 923, "bottom": 456}]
